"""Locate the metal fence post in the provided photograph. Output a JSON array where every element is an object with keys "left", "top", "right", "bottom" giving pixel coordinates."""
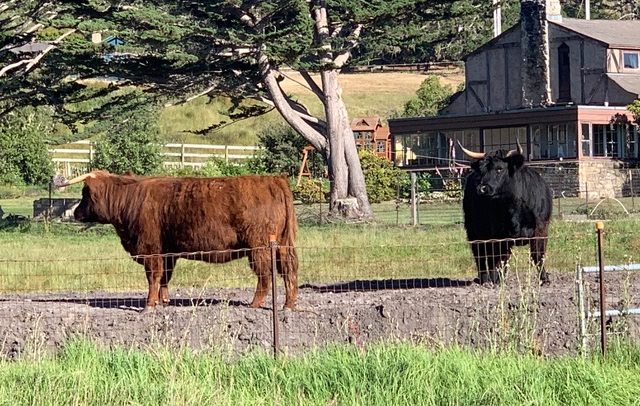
[
  {"left": 576, "top": 264, "right": 587, "bottom": 356},
  {"left": 269, "top": 235, "right": 280, "bottom": 358},
  {"left": 410, "top": 172, "right": 417, "bottom": 226},
  {"left": 585, "top": 182, "right": 589, "bottom": 216},
  {"left": 596, "top": 221, "right": 606, "bottom": 356},
  {"left": 630, "top": 169, "right": 635, "bottom": 211}
]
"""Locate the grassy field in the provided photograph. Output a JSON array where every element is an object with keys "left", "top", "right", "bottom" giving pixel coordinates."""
[
  {"left": 0, "top": 340, "right": 638, "bottom": 405},
  {"left": 0, "top": 196, "right": 638, "bottom": 294},
  {"left": 157, "top": 71, "right": 463, "bottom": 145}
]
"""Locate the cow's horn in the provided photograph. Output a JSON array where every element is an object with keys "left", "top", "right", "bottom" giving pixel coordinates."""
[
  {"left": 56, "top": 172, "right": 99, "bottom": 187},
  {"left": 506, "top": 138, "right": 524, "bottom": 157},
  {"left": 457, "top": 140, "right": 486, "bottom": 159}
]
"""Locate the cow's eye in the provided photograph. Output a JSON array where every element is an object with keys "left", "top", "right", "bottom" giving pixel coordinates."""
[{"left": 496, "top": 167, "right": 504, "bottom": 173}]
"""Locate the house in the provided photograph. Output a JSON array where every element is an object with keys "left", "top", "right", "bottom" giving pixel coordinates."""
[
  {"left": 351, "top": 116, "right": 391, "bottom": 160},
  {"left": 389, "top": 0, "right": 640, "bottom": 198}
]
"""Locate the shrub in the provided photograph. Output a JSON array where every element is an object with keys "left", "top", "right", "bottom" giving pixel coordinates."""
[
  {"left": 628, "top": 99, "right": 640, "bottom": 123},
  {"left": 92, "top": 104, "right": 163, "bottom": 175},
  {"left": 359, "top": 150, "right": 405, "bottom": 203},
  {"left": 164, "top": 158, "right": 258, "bottom": 177},
  {"left": 0, "top": 106, "right": 54, "bottom": 185},
  {"left": 398, "top": 172, "right": 432, "bottom": 199},
  {"left": 294, "top": 178, "right": 327, "bottom": 204},
  {"left": 254, "top": 125, "right": 324, "bottom": 176},
  {"left": 400, "top": 76, "right": 455, "bottom": 118}
]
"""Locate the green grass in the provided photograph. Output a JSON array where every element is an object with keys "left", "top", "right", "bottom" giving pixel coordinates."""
[
  {"left": 0, "top": 212, "right": 636, "bottom": 294},
  {"left": 3, "top": 186, "right": 640, "bottom": 293},
  {"left": 0, "top": 340, "right": 638, "bottom": 405},
  {"left": 2, "top": 191, "right": 640, "bottom": 293}
]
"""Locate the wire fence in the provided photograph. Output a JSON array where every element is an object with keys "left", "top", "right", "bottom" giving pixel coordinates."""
[
  {"left": 294, "top": 165, "right": 640, "bottom": 226},
  {"left": 1, "top": 227, "right": 639, "bottom": 359}
]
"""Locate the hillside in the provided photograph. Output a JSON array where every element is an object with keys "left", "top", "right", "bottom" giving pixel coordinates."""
[{"left": 158, "top": 70, "right": 464, "bottom": 146}]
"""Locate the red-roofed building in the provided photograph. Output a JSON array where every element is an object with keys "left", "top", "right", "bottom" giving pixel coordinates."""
[{"left": 351, "top": 116, "right": 391, "bottom": 160}]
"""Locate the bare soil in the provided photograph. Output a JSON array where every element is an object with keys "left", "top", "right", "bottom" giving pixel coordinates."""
[{"left": 1, "top": 272, "right": 638, "bottom": 360}]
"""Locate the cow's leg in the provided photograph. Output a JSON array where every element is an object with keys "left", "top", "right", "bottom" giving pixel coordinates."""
[
  {"left": 248, "top": 248, "right": 271, "bottom": 308},
  {"left": 277, "top": 246, "right": 299, "bottom": 310},
  {"left": 471, "top": 241, "right": 491, "bottom": 284},
  {"left": 160, "top": 256, "right": 177, "bottom": 307},
  {"left": 473, "top": 240, "right": 511, "bottom": 284},
  {"left": 485, "top": 241, "right": 504, "bottom": 284},
  {"left": 491, "top": 241, "right": 513, "bottom": 284},
  {"left": 143, "top": 255, "right": 164, "bottom": 311},
  {"left": 530, "top": 235, "right": 550, "bottom": 285}
]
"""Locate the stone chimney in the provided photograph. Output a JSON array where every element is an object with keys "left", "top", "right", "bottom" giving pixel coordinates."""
[
  {"left": 91, "top": 32, "right": 102, "bottom": 44},
  {"left": 520, "top": 0, "right": 554, "bottom": 107},
  {"left": 546, "top": 0, "right": 562, "bottom": 22}
]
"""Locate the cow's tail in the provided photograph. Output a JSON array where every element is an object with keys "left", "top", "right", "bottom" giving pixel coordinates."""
[{"left": 278, "top": 177, "right": 299, "bottom": 309}]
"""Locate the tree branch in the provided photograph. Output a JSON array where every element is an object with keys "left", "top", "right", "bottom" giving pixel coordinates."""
[
  {"left": 0, "top": 60, "right": 29, "bottom": 77},
  {"left": 25, "top": 28, "right": 76, "bottom": 72},
  {"left": 299, "top": 70, "right": 325, "bottom": 102},
  {"left": 1, "top": 28, "right": 76, "bottom": 77},
  {"left": 333, "top": 24, "right": 362, "bottom": 68},
  {"left": 258, "top": 51, "right": 327, "bottom": 150}
]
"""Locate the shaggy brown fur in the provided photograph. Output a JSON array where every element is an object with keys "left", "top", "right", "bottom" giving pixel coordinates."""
[{"left": 73, "top": 170, "right": 299, "bottom": 310}]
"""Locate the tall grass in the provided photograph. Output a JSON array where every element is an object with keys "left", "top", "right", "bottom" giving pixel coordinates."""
[{"left": 0, "top": 340, "right": 638, "bottom": 405}]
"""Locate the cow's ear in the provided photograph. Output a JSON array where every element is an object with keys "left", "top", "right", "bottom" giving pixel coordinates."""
[{"left": 507, "top": 154, "right": 525, "bottom": 171}]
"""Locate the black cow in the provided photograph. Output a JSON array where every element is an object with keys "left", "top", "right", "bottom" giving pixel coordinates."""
[{"left": 459, "top": 141, "right": 552, "bottom": 285}]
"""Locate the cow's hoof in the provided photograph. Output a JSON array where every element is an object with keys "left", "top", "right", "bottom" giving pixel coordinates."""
[
  {"left": 161, "top": 300, "right": 170, "bottom": 307},
  {"left": 140, "top": 306, "right": 157, "bottom": 314}
]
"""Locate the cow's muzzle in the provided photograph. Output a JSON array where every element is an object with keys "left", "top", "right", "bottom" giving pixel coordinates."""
[{"left": 477, "top": 184, "right": 492, "bottom": 196}]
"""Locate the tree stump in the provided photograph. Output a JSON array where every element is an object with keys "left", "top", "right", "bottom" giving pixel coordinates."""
[{"left": 334, "top": 197, "right": 360, "bottom": 219}]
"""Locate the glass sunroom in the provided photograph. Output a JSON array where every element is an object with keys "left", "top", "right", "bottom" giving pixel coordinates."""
[{"left": 389, "top": 105, "right": 640, "bottom": 169}]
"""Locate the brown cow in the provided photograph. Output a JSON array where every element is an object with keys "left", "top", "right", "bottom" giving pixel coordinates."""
[{"left": 59, "top": 170, "right": 299, "bottom": 311}]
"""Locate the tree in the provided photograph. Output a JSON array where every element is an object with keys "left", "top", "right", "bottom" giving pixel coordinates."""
[
  {"left": 627, "top": 99, "right": 640, "bottom": 125},
  {"left": 0, "top": 106, "right": 54, "bottom": 185},
  {"left": 1, "top": 1, "right": 504, "bottom": 219},
  {"left": 400, "top": 76, "right": 457, "bottom": 118},
  {"left": 92, "top": 101, "right": 163, "bottom": 175}
]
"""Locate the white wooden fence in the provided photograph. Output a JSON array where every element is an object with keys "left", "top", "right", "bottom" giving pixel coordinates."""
[{"left": 49, "top": 140, "right": 261, "bottom": 177}]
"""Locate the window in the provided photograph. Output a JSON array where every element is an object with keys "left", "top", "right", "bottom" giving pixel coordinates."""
[
  {"left": 592, "top": 123, "right": 640, "bottom": 158},
  {"left": 482, "top": 127, "right": 526, "bottom": 152},
  {"left": 376, "top": 141, "right": 385, "bottom": 153},
  {"left": 394, "top": 129, "right": 480, "bottom": 168},
  {"left": 624, "top": 52, "right": 639, "bottom": 69},
  {"left": 627, "top": 126, "right": 639, "bottom": 158},
  {"left": 530, "top": 123, "right": 577, "bottom": 159},
  {"left": 581, "top": 123, "right": 591, "bottom": 157}
]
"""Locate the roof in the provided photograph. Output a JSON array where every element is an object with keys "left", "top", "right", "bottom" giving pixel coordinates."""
[
  {"left": 466, "top": 18, "right": 640, "bottom": 61},
  {"left": 9, "top": 42, "right": 51, "bottom": 54},
  {"left": 607, "top": 73, "right": 640, "bottom": 98},
  {"left": 374, "top": 126, "right": 390, "bottom": 140},
  {"left": 351, "top": 116, "right": 381, "bottom": 131},
  {"left": 553, "top": 18, "right": 640, "bottom": 49}
]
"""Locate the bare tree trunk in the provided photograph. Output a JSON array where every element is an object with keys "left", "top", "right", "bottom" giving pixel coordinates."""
[
  {"left": 321, "top": 69, "right": 372, "bottom": 219},
  {"left": 253, "top": 2, "right": 373, "bottom": 220}
]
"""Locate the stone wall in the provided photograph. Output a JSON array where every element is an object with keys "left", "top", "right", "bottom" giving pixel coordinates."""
[
  {"left": 33, "top": 198, "right": 80, "bottom": 219},
  {"left": 531, "top": 162, "right": 580, "bottom": 197},
  {"left": 528, "top": 160, "right": 640, "bottom": 199},
  {"left": 577, "top": 159, "right": 637, "bottom": 199}
]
